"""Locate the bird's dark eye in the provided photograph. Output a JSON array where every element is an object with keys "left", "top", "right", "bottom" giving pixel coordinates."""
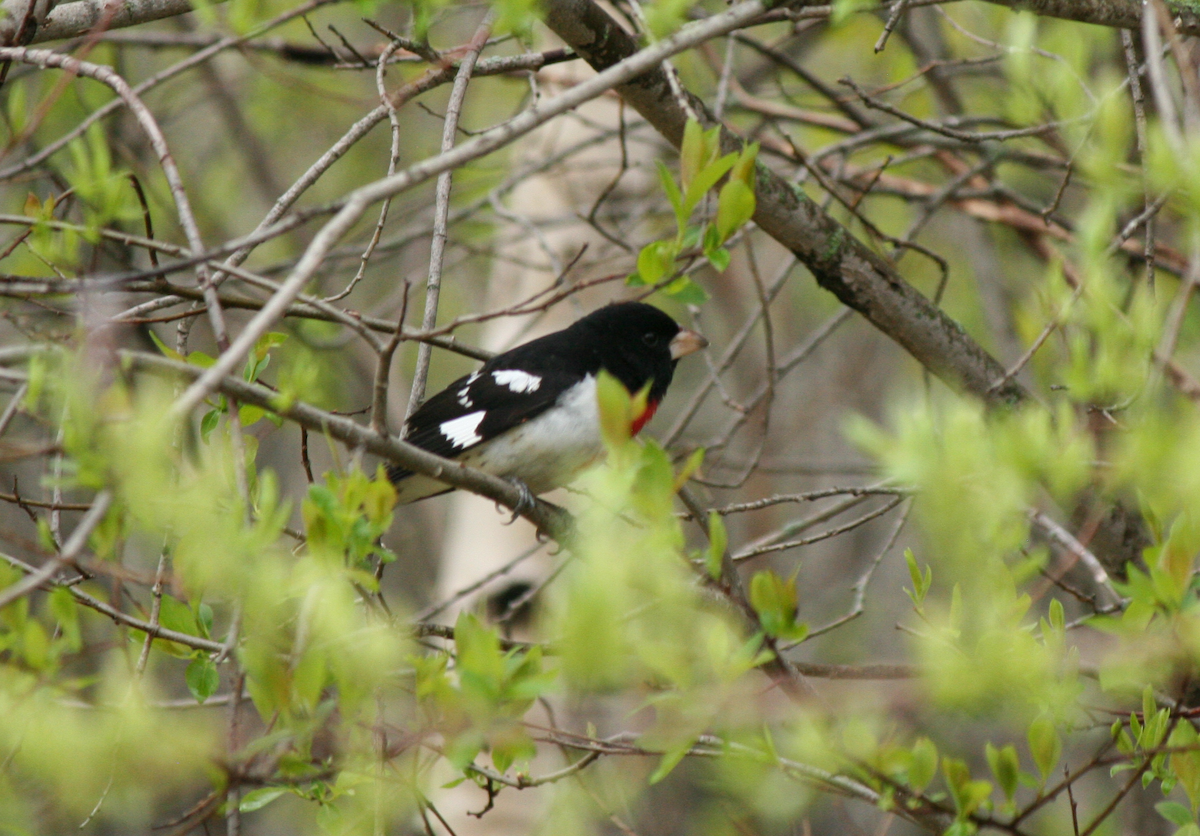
[{"left": 642, "top": 332, "right": 658, "bottom": 346}]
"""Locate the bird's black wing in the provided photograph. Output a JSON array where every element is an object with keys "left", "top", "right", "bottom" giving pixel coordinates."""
[{"left": 389, "top": 365, "right": 584, "bottom": 478}]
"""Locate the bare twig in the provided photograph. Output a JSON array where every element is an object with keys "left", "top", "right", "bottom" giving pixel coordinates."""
[
  {"left": 407, "top": 14, "right": 491, "bottom": 418},
  {"left": 0, "top": 490, "right": 111, "bottom": 610}
]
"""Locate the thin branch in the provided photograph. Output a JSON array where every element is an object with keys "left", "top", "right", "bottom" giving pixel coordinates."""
[
  {"left": 733, "top": 496, "right": 905, "bottom": 562},
  {"left": 0, "top": 548, "right": 225, "bottom": 653},
  {"left": 406, "top": 13, "right": 490, "bottom": 418},
  {"left": 799, "top": 500, "right": 912, "bottom": 643},
  {"left": 874, "top": 0, "right": 912, "bottom": 53},
  {"left": 1028, "top": 509, "right": 1124, "bottom": 608},
  {"left": 0, "top": 490, "right": 111, "bottom": 610}
]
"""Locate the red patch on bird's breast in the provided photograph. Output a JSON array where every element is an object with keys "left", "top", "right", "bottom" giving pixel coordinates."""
[{"left": 630, "top": 399, "right": 660, "bottom": 436}]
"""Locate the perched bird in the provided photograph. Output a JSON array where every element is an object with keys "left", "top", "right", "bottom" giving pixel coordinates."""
[{"left": 388, "top": 301, "right": 707, "bottom": 504}]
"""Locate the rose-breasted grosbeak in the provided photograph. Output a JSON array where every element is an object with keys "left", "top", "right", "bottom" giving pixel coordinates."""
[{"left": 388, "top": 301, "right": 707, "bottom": 504}]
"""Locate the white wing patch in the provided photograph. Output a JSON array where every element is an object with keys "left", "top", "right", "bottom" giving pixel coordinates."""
[
  {"left": 457, "top": 371, "right": 481, "bottom": 407},
  {"left": 492, "top": 369, "right": 542, "bottom": 393},
  {"left": 439, "top": 411, "right": 486, "bottom": 449}
]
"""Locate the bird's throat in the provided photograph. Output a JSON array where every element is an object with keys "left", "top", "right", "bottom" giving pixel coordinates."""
[{"left": 630, "top": 400, "right": 659, "bottom": 436}]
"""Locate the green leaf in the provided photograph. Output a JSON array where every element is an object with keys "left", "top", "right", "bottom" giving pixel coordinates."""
[
  {"left": 831, "top": 0, "right": 875, "bottom": 25},
  {"left": 6, "top": 82, "right": 26, "bottom": 135},
  {"left": 239, "top": 404, "right": 266, "bottom": 427},
  {"left": 909, "top": 737, "right": 938, "bottom": 792},
  {"left": 35, "top": 518, "right": 54, "bottom": 552},
  {"left": 649, "top": 740, "right": 692, "bottom": 784},
  {"left": 496, "top": 733, "right": 537, "bottom": 773},
  {"left": 241, "top": 332, "right": 286, "bottom": 382},
  {"left": 706, "top": 512, "right": 727, "bottom": 580},
  {"left": 1048, "top": 598, "right": 1064, "bottom": 632},
  {"left": 663, "top": 275, "right": 710, "bottom": 304},
  {"left": 197, "top": 602, "right": 214, "bottom": 638},
  {"left": 674, "top": 447, "right": 705, "bottom": 491},
  {"left": 455, "top": 610, "right": 502, "bottom": 683},
  {"left": 942, "top": 757, "right": 991, "bottom": 818},
  {"left": 1159, "top": 518, "right": 1197, "bottom": 598},
  {"left": 489, "top": 0, "right": 538, "bottom": 36},
  {"left": 682, "top": 153, "right": 735, "bottom": 221},
  {"left": 657, "top": 160, "right": 686, "bottom": 229},
  {"left": 239, "top": 787, "right": 288, "bottom": 812},
  {"left": 943, "top": 820, "right": 977, "bottom": 836},
  {"left": 49, "top": 586, "right": 81, "bottom": 652},
  {"left": 1170, "top": 723, "right": 1200, "bottom": 810},
  {"left": 985, "top": 742, "right": 1020, "bottom": 801},
  {"left": 904, "top": 548, "right": 931, "bottom": 608},
  {"left": 253, "top": 331, "right": 288, "bottom": 360},
  {"left": 1157, "top": 801, "right": 1195, "bottom": 827},
  {"left": 948, "top": 583, "right": 963, "bottom": 629},
  {"left": 290, "top": 643, "right": 326, "bottom": 711},
  {"left": 22, "top": 620, "right": 49, "bottom": 669},
  {"left": 1143, "top": 686, "right": 1158, "bottom": 743},
  {"left": 595, "top": 370, "right": 635, "bottom": 447},
  {"left": 24, "top": 354, "right": 46, "bottom": 411},
  {"left": 445, "top": 732, "right": 486, "bottom": 772},
  {"left": 642, "top": 0, "right": 691, "bottom": 38},
  {"left": 159, "top": 595, "right": 199, "bottom": 636},
  {"left": 1028, "top": 714, "right": 1061, "bottom": 781},
  {"left": 715, "top": 179, "right": 756, "bottom": 242},
  {"left": 186, "top": 350, "right": 216, "bottom": 369},
  {"left": 147, "top": 328, "right": 184, "bottom": 362},
  {"left": 636, "top": 240, "right": 677, "bottom": 286},
  {"left": 151, "top": 597, "right": 203, "bottom": 658},
  {"left": 680, "top": 119, "right": 706, "bottom": 191},
  {"left": 200, "top": 409, "right": 220, "bottom": 442},
  {"left": 749, "top": 571, "right": 805, "bottom": 640},
  {"left": 730, "top": 142, "right": 759, "bottom": 186},
  {"left": 706, "top": 245, "right": 731, "bottom": 272},
  {"left": 186, "top": 656, "right": 220, "bottom": 703}
]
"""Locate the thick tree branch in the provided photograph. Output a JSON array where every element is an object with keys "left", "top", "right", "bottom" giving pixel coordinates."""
[
  {"left": 20, "top": 0, "right": 222, "bottom": 44},
  {"left": 0, "top": 0, "right": 61, "bottom": 46},
  {"left": 976, "top": 0, "right": 1200, "bottom": 37},
  {"left": 542, "top": 0, "right": 1028, "bottom": 406}
]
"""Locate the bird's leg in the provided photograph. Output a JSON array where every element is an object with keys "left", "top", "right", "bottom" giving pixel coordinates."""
[
  {"left": 501, "top": 477, "right": 537, "bottom": 524},
  {"left": 533, "top": 499, "right": 570, "bottom": 548}
]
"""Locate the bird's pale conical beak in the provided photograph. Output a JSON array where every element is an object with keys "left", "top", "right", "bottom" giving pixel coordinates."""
[{"left": 669, "top": 329, "right": 709, "bottom": 360}]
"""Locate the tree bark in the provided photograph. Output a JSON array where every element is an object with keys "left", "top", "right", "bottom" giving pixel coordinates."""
[
  {"left": 976, "top": 0, "right": 1200, "bottom": 37},
  {"left": 21, "top": 0, "right": 219, "bottom": 43}
]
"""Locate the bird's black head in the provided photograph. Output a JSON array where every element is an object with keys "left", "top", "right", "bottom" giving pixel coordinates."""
[{"left": 572, "top": 301, "right": 707, "bottom": 401}]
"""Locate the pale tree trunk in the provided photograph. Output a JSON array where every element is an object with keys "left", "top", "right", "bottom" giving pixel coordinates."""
[{"left": 427, "top": 59, "right": 657, "bottom": 834}]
